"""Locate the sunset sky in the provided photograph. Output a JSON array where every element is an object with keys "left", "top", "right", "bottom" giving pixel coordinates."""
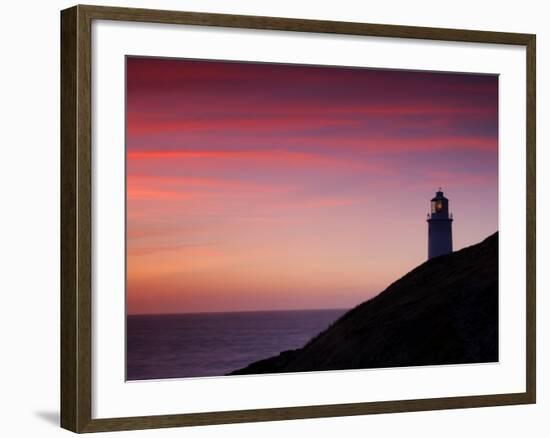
[{"left": 126, "top": 57, "right": 498, "bottom": 315}]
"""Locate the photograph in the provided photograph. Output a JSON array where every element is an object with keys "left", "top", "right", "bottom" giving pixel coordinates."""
[{"left": 125, "top": 57, "right": 499, "bottom": 381}]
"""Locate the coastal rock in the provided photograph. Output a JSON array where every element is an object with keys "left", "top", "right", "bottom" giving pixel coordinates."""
[{"left": 229, "top": 232, "right": 498, "bottom": 375}]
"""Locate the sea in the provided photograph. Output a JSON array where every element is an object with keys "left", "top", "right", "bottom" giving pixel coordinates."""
[{"left": 126, "top": 308, "right": 346, "bottom": 380}]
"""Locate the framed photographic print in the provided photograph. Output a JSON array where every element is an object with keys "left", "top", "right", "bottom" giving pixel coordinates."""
[{"left": 60, "top": 4, "right": 536, "bottom": 433}]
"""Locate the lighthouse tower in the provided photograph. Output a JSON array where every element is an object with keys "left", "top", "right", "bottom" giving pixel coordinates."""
[{"left": 427, "top": 189, "right": 453, "bottom": 260}]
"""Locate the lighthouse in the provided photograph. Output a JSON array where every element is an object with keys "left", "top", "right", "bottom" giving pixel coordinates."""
[{"left": 427, "top": 189, "right": 453, "bottom": 260}]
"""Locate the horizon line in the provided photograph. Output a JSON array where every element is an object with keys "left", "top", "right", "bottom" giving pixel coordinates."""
[{"left": 127, "top": 306, "right": 350, "bottom": 317}]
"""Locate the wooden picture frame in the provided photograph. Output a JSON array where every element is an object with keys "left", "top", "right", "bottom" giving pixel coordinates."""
[{"left": 61, "top": 4, "right": 536, "bottom": 433}]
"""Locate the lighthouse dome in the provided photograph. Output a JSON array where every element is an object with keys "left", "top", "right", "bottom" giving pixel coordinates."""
[{"left": 431, "top": 189, "right": 447, "bottom": 202}]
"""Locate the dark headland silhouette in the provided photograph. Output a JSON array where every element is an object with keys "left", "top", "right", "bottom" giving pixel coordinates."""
[{"left": 229, "top": 232, "right": 498, "bottom": 376}]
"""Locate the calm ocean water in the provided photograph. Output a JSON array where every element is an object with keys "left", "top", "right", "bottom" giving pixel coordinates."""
[{"left": 127, "top": 309, "right": 345, "bottom": 380}]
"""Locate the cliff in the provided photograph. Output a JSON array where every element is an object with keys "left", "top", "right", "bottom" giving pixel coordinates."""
[{"left": 230, "top": 232, "right": 498, "bottom": 375}]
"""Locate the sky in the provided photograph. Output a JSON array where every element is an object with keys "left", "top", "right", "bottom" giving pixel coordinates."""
[{"left": 126, "top": 57, "right": 498, "bottom": 315}]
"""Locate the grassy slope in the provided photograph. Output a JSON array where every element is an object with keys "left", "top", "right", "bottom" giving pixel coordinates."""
[{"left": 230, "top": 232, "right": 498, "bottom": 375}]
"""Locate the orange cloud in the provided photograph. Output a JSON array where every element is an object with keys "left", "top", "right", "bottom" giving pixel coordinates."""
[{"left": 127, "top": 149, "right": 377, "bottom": 172}]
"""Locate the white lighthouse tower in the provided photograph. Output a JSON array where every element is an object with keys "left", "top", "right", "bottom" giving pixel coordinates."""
[{"left": 427, "top": 189, "right": 453, "bottom": 260}]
